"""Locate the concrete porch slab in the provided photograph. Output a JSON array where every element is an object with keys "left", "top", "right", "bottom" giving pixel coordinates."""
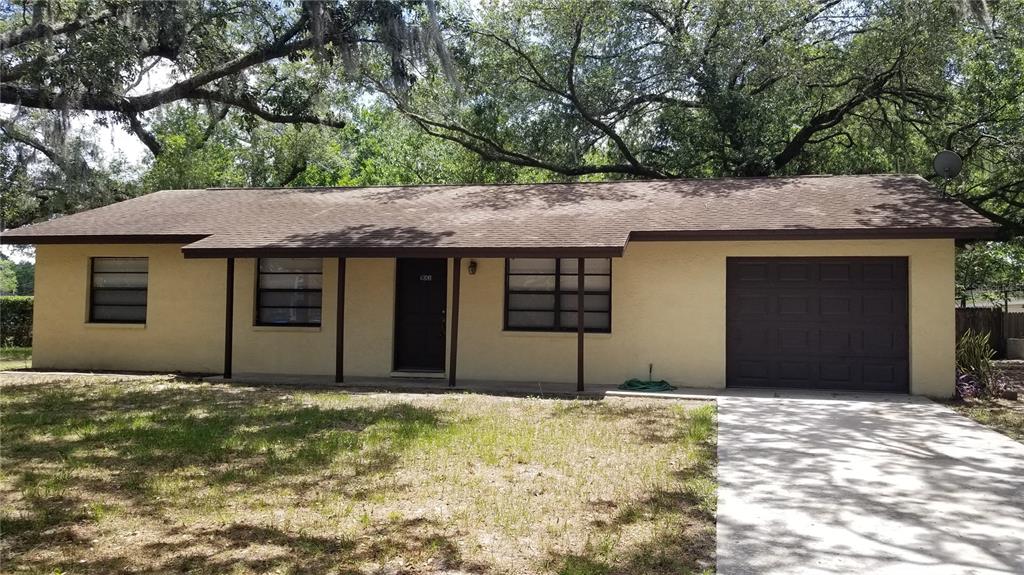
[
  {"left": 202, "top": 372, "right": 725, "bottom": 400},
  {"left": 202, "top": 374, "right": 949, "bottom": 404}
]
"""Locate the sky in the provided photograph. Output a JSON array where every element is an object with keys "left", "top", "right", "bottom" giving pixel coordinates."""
[
  {"left": 97, "top": 59, "right": 179, "bottom": 163},
  {"left": 85, "top": 116, "right": 152, "bottom": 165}
]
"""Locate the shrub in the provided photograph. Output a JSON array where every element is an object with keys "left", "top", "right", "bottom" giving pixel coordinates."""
[
  {"left": 955, "top": 328, "right": 995, "bottom": 398},
  {"left": 955, "top": 373, "right": 984, "bottom": 400},
  {"left": 0, "top": 295, "right": 33, "bottom": 347}
]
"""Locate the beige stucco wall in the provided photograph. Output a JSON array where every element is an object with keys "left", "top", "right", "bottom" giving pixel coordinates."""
[
  {"left": 456, "top": 239, "right": 955, "bottom": 397},
  {"left": 28, "top": 238, "right": 956, "bottom": 396},
  {"left": 229, "top": 257, "right": 398, "bottom": 377},
  {"left": 32, "top": 244, "right": 224, "bottom": 372}
]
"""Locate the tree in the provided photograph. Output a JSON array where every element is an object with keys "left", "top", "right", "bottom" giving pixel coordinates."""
[
  {"left": 137, "top": 102, "right": 532, "bottom": 192},
  {"left": 1, "top": 0, "right": 1020, "bottom": 237},
  {"left": 1, "top": 0, "right": 452, "bottom": 224},
  {"left": 378, "top": 1, "right": 933, "bottom": 174},
  {"left": 0, "top": 258, "right": 17, "bottom": 294},
  {"left": 956, "top": 238, "right": 1024, "bottom": 307},
  {"left": 1, "top": 111, "right": 141, "bottom": 228},
  {"left": 0, "top": 1, "right": 393, "bottom": 149},
  {"left": 378, "top": 0, "right": 1022, "bottom": 232},
  {"left": 12, "top": 260, "right": 33, "bottom": 295},
  {"left": 925, "top": 4, "right": 1024, "bottom": 233}
]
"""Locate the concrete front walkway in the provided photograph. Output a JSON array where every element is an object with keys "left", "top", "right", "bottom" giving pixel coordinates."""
[{"left": 717, "top": 392, "right": 1024, "bottom": 575}]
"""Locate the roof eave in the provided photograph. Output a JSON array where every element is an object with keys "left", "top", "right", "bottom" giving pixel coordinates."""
[
  {"left": 0, "top": 233, "right": 210, "bottom": 245},
  {"left": 628, "top": 227, "right": 1001, "bottom": 242},
  {"left": 2, "top": 226, "right": 999, "bottom": 252},
  {"left": 179, "top": 245, "right": 627, "bottom": 259}
]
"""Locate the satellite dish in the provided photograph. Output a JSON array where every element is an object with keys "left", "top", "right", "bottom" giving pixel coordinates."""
[{"left": 933, "top": 150, "right": 963, "bottom": 179}]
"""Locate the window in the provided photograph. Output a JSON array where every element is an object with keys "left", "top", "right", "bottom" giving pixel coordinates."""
[
  {"left": 90, "top": 257, "right": 148, "bottom": 323},
  {"left": 256, "top": 258, "right": 323, "bottom": 326},
  {"left": 505, "top": 258, "right": 611, "bottom": 332}
]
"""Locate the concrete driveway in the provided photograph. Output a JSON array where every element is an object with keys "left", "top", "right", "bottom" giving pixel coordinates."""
[{"left": 716, "top": 392, "right": 1024, "bottom": 575}]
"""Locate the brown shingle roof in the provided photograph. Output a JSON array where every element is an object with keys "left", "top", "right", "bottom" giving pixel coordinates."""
[{"left": 0, "top": 175, "right": 998, "bottom": 256}]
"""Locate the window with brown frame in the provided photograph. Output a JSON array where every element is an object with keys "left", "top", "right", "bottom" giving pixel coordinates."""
[
  {"left": 89, "top": 257, "right": 148, "bottom": 323},
  {"left": 256, "top": 258, "right": 323, "bottom": 326},
  {"left": 504, "top": 258, "right": 611, "bottom": 332}
]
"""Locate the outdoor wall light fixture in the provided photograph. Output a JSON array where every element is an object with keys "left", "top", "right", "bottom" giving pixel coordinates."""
[{"left": 468, "top": 260, "right": 478, "bottom": 275}]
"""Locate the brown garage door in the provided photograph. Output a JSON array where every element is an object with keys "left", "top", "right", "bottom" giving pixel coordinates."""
[{"left": 726, "top": 257, "right": 909, "bottom": 392}]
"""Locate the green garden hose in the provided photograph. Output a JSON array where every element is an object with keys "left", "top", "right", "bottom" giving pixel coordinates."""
[{"left": 617, "top": 378, "right": 677, "bottom": 392}]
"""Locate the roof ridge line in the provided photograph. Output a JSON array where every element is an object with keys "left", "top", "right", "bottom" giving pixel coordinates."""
[{"left": 190, "top": 173, "right": 918, "bottom": 193}]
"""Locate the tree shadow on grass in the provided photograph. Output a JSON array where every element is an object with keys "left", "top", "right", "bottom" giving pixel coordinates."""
[
  {"left": 548, "top": 484, "right": 715, "bottom": 575},
  {"left": 548, "top": 498, "right": 715, "bottom": 575},
  {"left": 17, "top": 517, "right": 491, "bottom": 575},
  {"left": 4, "top": 379, "right": 446, "bottom": 475},
  {"left": 0, "top": 378, "right": 455, "bottom": 570},
  {"left": 545, "top": 406, "right": 717, "bottom": 575}
]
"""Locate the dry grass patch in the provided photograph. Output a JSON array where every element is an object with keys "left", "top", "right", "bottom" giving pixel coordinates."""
[
  {"left": 952, "top": 398, "right": 1024, "bottom": 442},
  {"left": 0, "top": 373, "right": 715, "bottom": 574}
]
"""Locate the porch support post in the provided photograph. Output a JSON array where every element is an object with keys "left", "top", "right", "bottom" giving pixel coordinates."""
[
  {"left": 224, "top": 257, "right": 234, "bottom": 379},
  {"left": 577, "top": 257, "right": 585, "bottom": 392},
  {"left": 335, "top": 257, "right": 346, "bottom": 383},
  {"left": 449, "top": 257, "right": 462, "bottom": 388}
]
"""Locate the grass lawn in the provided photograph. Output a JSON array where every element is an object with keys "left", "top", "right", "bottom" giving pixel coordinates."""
[
  {"left": 951, "top": 398, "right": 1024, "bottom": 442},
  {"left": 0, "top": 346, "right": 31, "bottom": 371},
  {"left": 0, "top": 373, "right": 716, "bottom": 574}
]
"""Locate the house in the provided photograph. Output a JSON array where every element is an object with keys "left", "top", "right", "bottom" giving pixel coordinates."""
[{"left": 0, "top": 174, "right": 998, "bottom": 397}]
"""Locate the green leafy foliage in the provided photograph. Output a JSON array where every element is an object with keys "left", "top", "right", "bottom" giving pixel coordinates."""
[
  {"left": 380, "top": 0, "right": 1022, "bottom": 231},
  {"left": 141, "top": 108, "right": 248, "bottom": 191},
  {"left": 956, "top": 238, "right": 1024, "bottom": 305},
  {"left": 1, "top": 0, "right": 449, "bottom": 224},
  {"left": 12, "top": 260, "right": 34, "bottom": 295},
  {"left": 0, "top": 0, "right": 1020, "bottom": 241},
  {"left": 1, "top": 112, "right": 143, "bottom": 229},
  {"left": 139, "top": 103, "right": 536, "bottom": 191},
  {"left": 0, "top": 259, "right": 17, "bottom": 294},
  {"left": 956, "top": 328, "right": 996, "bottom": 389},
  {"left": 0, "top": 295, "right": 33, "bottom": 347}
]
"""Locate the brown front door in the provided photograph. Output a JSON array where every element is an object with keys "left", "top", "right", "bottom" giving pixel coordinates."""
[
  {"left": 394, "top": 258, "right": 447, "bottom": 372},
  {"left": 726, "top": 257, "right": 909, "bottom": 392}
]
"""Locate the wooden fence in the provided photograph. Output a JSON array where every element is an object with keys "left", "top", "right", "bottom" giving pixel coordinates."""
[
  {"left": 955, "top": 309, "right": 1024, "bottom": 358},
  {"left": 1007, "top": 312, "right": 1024, "bottom": 339}
]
